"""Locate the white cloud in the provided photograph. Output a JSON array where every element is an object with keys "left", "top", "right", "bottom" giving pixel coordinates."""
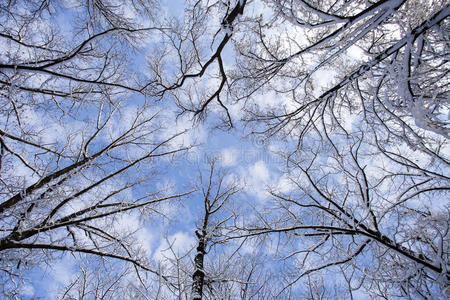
[
  {"left": 220, "top": 148, "right": 239, "bottom": 167},
  {"left": 152, "top": 231, "right": 195, "bottom": 263},
  {"left": 51, "top": 255, "right": 76, "bottom": 286},
  {"left": 113, "top": 212, "right": 155, "bottom": 255},
  {"left": 20, "top": 284, "right": 34, "bottom": 297},
  {"left": 160, "top": 111, "right": 208, "bottom": 152},
  {"left": 277, "top": 173, "right": 296, "bottom": 194},
  {"left": 242, "top": 160, "right": 271, "bottom": 200},
  {"left": 249, "top": 160, "right": 269, "bottom": 182}
]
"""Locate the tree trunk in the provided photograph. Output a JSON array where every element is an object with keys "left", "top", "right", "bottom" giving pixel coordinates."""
[{"left": 191, "top": 231, "right": 206, "bottom": 300}]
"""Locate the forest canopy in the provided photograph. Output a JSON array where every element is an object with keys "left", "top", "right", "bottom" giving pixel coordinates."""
[{"left": 0, "top": 0, "right": 448, "bottom": 299}]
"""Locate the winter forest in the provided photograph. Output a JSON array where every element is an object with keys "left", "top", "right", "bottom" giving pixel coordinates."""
[{"left": 0, "top": 0, "right": 449, "bottom": 299}]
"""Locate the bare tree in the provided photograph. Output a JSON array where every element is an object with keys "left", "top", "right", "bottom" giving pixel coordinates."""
[
  {"left": 55, "top": 257, "right": 133, "bottom": 300},
  {"left": 1, "top": 1, "right": 448, "bottom": 299},
  {"left": 0, "top": 0, "right": 195, "bottom": 295},
  {"left": 190, "top": 159, "right": 241, "bottom": 299},
  {"left": 178, "top": 1, "right": 449, "bottom": 298},
  {"left": 148, "top": 1, "right": 448, "bottom": 134},
  {"left": 61, "top": 159, "right": 276, "bottom": 300},
  {"left": 147, "top": 159, "right": 278, "bottom": 300},
  {"left": 146, "top": 0, "right": 248, "bottom": 127},
  {"left": 231, "top": 126, "right": 449, "bottom": 297}
]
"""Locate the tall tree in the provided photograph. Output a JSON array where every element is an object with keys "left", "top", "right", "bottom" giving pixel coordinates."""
[
  {"left": 154, "top": 160, "right": 272, "bottom": 300},
  {"left": 190, "top": 159, "right": 241, "bottom": 299},
  {"left": 0, "top": 0, "right": 193, "bottom": 295},
  {"left": 161, "top": 0, "right": 449, "bottom": 297}
]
